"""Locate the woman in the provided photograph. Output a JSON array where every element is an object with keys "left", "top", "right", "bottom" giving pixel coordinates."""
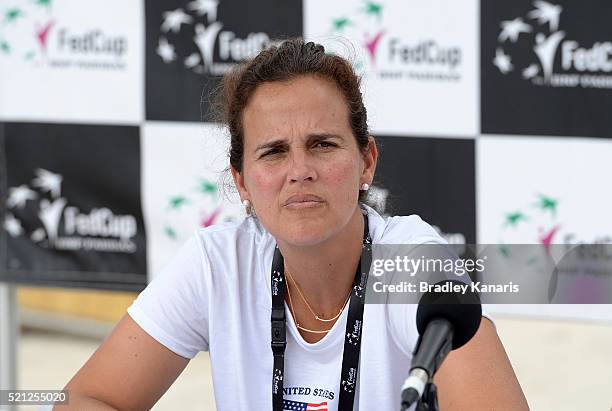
[{"left": 55, "top": 39, "right": 529, "bottom": 410}]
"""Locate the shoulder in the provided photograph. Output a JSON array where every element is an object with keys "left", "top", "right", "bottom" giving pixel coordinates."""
[
  {"left": 193, "top": 216, "right": 274, "bottom": 252},
  {"left": 191, "top": 216, "right": 275, "bottom": 279},
  {"left": 363, "top": 204, "right": 446, "bottom": 245}
]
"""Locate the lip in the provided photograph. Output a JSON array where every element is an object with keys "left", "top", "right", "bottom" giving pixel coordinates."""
[{"left": 283, "top": 194, "right": 325, "bottom": 208}]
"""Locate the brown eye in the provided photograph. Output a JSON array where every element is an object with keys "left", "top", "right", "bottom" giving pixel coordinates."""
[
  {"left": 315, "top": 141, "right": 335, "bottom": 149},
  {"left": 261, "top": 147, "right": 283, "bottom": 158}
]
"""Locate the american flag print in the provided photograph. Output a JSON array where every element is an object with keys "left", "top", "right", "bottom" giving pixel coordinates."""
[{"left": 283, "top": 399, "right": 328, "bottom": 411}]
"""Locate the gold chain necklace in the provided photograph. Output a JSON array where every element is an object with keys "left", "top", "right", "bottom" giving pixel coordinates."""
[
  {"left": 286, "top": 278, "right": 332, "bottom": 334},
  {"left": 285, "top": 267, "right": 351, "bottom": 323}
]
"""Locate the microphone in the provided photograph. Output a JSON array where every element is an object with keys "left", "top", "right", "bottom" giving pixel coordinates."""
[{"left": 400, "top": 280, "right": 482, "bottom": 409}]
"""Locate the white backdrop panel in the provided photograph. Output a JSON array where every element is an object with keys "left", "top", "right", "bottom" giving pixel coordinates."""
[
  {"left": 477, "top": 135, "right": 612, "bottom": 322},
  {"left": 0, "top": 0, "right": 143, "bottom": 124},
  {"left": 304, "top": 0, "right": 478, "bottom": 137},
  {"left": 142, "top": 122, "right": 243, "bottom": 279}
]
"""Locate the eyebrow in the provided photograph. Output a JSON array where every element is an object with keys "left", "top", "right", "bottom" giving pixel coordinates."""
[{"left": 254, "top": 133, "right": 343, "bottom": 153}]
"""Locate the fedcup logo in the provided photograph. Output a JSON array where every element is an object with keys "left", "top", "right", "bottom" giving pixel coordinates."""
[
  {"left": 328, "top": 1, "right": 462, "bottom": 80},
  {"left": 493, "top": 1, "right": 612, "bottom": 89},
  {"left": 500, "top": 193, "right": 560, "bottom": 258},
  {"left": 498, "top": 192, "right": 611, "bottom": 261},
  {"left": 161, "top": 177, "right": 237, "bottom": 241},
  {"left": 329, "top": 1, "right": 385, "bottom": 71},
  {"left": 273, "top": 369, "right": 283, "bottom": 394},
  {"left": 346, "top": 319, "right": 362, "bottom": 346},
  {"left": 341, "top": 367, "right": 356, "bottom": 393},
  {"left": 156, "top": 0, "right": 274, "bottom": 76},
  {"left": 0, "top": 0, "right": 128, "bottom": 70},
  {"left": 0, "top": 1, "right": 53, "bottom": 62},
  {"left": 271, "top": 269, "right": 283, "bottom": 296},
  {"left": 4, "top": 168, "right": 139, "bottom": 254},
  {"left": 491, "top": 192, "right": 612, "bottom": 304}
]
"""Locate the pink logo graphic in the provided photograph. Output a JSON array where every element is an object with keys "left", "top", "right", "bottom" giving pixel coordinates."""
[
  {"left": 538, "top": 224, "right": 561, "bottom": 255},
  {"left": 363, "top": 30, "right": 385, "bottom": 66},
  {"left": 200, "top": 206, "right": 221, "bottom": 228},
  {"left": 35, "top": 20, "right": 55, "bottom": 53}
]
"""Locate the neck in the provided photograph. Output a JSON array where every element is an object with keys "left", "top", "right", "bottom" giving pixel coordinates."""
[{"left": 277, "top": 206, "right": 365, "bottom": 316}]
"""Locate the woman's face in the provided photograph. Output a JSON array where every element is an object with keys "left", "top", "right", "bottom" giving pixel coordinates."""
[{"left": 232, "top": 75, "right": 377, "bottom": 247}]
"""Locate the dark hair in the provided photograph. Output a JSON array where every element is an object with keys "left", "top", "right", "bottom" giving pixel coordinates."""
[{"left": 216, "top": 38, "right": 376, "bottom": 205}]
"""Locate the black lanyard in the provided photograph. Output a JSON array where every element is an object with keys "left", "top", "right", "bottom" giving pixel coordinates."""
[{"left": 270, "top": 210, "right": 373, "bottom": 411}]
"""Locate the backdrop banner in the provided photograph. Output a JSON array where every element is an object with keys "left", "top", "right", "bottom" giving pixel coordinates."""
[
  {"left": 141, "top": 122, "right": 242, "bottom": 279},
  {"left": 145, "top": 0, "right": 303, "bottom": 122},
  {"left": 482, "top": 0, "right": 612, "bottom": 138},
  {"left": 0, "top": 0, "right": 144, "bottom": 124},
  {"left": 0, "top": 122, "right": 147, "bottom": 291},
  {"left": 0, "top": 0, "right": 610, "bottom": 322},
  {"left": 373, "top": 135, "right": 476, "bottom": 247}
]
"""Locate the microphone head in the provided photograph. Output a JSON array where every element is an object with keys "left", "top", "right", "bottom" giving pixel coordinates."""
[{"left": 416, "top": 280, "right": 482, "bottom": 349}]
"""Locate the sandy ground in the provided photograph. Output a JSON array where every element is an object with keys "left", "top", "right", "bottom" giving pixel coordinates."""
[{"left": 9, "top": 315, "right": 612, "bottom": 411}]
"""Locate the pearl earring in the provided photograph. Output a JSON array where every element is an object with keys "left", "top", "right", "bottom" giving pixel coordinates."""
[
  {"left": 361, "top": 183, "right": 370, "bottom": 191},
  {"left": 242, "top": 199, "right": 252, "bottom": 215}
]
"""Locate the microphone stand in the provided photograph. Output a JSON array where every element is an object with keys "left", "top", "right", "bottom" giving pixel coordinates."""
[
  {"left": 400, "top": 380, "right": 440, "bottom": 411},
  {"left": 400, "top": 319, "right": 451, "bottom": 411},
  {"left": 415, "top": 382, "right": 439, "bottom": 411},
  {"left": 400, "top": 278, "right": 482, "bottom": 411}
]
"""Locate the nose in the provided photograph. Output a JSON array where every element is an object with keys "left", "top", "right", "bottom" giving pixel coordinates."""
[{"left": 287, "top": 149, "right": 317, "bottom": 184}]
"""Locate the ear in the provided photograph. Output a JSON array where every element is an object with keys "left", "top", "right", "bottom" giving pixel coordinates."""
[
  {"left": 361, "top": 135, "right": 378, "bottom": 185},
  {"left": 230, "top": 165, "right": 249, "bottom": 201}
]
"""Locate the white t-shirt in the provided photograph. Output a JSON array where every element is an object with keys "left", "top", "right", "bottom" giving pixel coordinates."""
[{"left": 128, "top": 205, "right": 492, "bottom": 410}]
